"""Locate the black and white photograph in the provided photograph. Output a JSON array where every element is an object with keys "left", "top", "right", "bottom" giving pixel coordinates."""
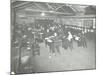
[{"left": 11, "top": 0, "right": 96, "bottom": 74}]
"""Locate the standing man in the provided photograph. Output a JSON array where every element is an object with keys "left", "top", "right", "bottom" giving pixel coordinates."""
[{"left": 67, "top": 31, "right": 74, "bottom": 51}]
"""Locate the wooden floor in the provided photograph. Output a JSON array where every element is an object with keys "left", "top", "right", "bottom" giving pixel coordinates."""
[{"left": 11, "top": 32, "right": 96, "bottom": 73}]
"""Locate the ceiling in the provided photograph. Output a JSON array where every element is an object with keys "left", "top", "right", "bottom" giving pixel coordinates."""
[{"left": 11, "top": 1, "right": 96, "bottom": 17}]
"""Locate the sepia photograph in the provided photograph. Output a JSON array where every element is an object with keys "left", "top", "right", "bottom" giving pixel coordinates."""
[{"left": 11, "top": 0, "right": 96, "bottom": 74}]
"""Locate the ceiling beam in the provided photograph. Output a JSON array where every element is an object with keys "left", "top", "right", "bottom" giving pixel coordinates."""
[
  {"left": 34, "top": 3, "right": 44, "bottom": 10},
  {"left": 13, "top": 2, "right": 35, "bottom": 11},
  {"left": 55, "top": 5, "right": 65, "bottom": 11},
  {"left": 23, "top": 9, "right": 74, "bottom": 15},
  {"left": 46, "top": 3, "right": 54, "bottom": 10},
  {"left": 66, "top": 5, "right": 78, "bottom": 13},
  {"left": 12, "top": 2, "right": 31, "bottom": 8}
]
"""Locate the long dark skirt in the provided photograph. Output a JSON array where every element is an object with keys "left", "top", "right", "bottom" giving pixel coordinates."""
[
  {"left": 62, "top": 39, "right": 73, "bottom": 51},
  {"left": 62, "top": 38, "right": 68, "bottom": 50},
  {"left": 49, "top": 43, "right": 55, "bottom": 54},
  {"left": 68, "top": 40, "right": 73, "bottom": 51}
]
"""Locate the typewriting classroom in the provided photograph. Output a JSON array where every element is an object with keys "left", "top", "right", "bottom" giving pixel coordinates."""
[{"left": 11, "top": 0, "right": 96, "bottom": 74}]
